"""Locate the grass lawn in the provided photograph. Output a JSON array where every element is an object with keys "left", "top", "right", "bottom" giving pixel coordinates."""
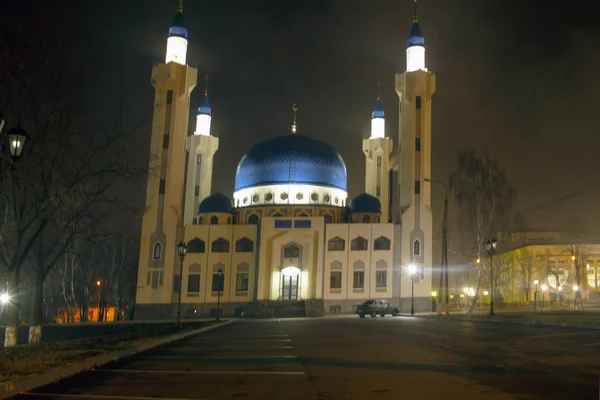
[{"left": 0, "top": 321, "right": 218, "bottom": 383}]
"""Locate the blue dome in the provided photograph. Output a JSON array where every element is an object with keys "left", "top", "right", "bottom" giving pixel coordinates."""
[
  {"left": 407, "top": 22, "right": 424, "bottom": 48},
  {"left": 198, "top": 96, "right": 211, "bottom": 116},
  {"left": 350, "top": 193, "right": 381, "bottom": 213},
  {"left": 235, "top": 134, "right": 347, "bottom": 192},
  {"left": 372, "top": 99, "right": 384, "bottom": 119},
  {"left": 199, "top": 193, "right": 233, "bottom": 214},
  {"left": 169, "top": 12, "right": 188, "bottom": 39}
]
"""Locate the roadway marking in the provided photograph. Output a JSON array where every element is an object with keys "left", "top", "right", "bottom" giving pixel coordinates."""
[
  {"left": 95, "top": 369, "right": 306, "bottom": 376},
  {"left": 583, "top": 341, "right": 600, "bottom": 347},
  {"left": 20, "top": 393, "right": 208, "bottom": 400},
  {"left": 526, "top": 332, "right": 580, "bottom": 339}
]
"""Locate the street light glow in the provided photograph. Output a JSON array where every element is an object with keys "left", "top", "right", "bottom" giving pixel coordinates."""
[
  {"left": 533, "top": 280, "right": 539, "bottom": 285},
  {"left": 431, "top": 291, "right": 437, "bottom": 297},
  {"left": 96, "top": 280, "right": 101, "bottom": 287},
  {"left": 541, "top": 285, "right": 548, "bottom": 291},
  {"left": 0, "top": 293, "right": 9, "bottom": 304},
  {"left": 573, "top": 285, "right": 579, "bottom": 292},
  {"left": 407, "top": 264, "right": 417, "bottom": 275}
]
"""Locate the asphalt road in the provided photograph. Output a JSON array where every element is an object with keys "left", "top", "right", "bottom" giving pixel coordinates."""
[{"left": 12, "top": 316, "right": 600, "bottom": 400}]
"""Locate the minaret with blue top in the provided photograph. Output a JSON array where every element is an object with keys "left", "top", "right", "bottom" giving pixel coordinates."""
[
  {"left": 137, "top": 0, "right": 198, "bottom": 307},
  {"left": 363, "top": 83, "right": 392, "bottom": 222},
  {"left": 184, "top": 74, "right": 219, "bottom": 225},
  {"left": 393, "top": 0, "right": 435, "bottom": 306}
]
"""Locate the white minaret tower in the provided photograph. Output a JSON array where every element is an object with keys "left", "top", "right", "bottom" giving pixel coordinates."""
[
  {"left": 363, "top": 84, "right": 393, "bottom": 222},
  {"left": 183, "top": 74, "right": 219, "bottom": 225},
  {"left": 395, "top": 0, "right": 435, "bottom": 302},
  {"left": 136, "top": 1, "right": 197, "bottom": 307}
]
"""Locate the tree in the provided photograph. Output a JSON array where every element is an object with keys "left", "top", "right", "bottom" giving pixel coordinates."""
[
  {"left": 449, "top": 149, "right": 516, "bottom": 314},
  {"left": 103, "top": 227, "right": 138, "bottom": 321},
  {"left": 563, "top": 227, "right": 588, "bottom": 309},
  {"left": 515, "top": 247, "right": 536, "bottom": 303}
]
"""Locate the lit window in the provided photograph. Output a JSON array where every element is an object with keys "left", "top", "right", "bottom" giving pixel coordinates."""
[{"left": 153, "top": 242, "right": 162, "bottom": 260}]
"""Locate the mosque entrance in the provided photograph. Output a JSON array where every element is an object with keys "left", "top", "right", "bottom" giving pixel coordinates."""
[{"left": 281, "top": 266, "right": 300, "bottom": 300}]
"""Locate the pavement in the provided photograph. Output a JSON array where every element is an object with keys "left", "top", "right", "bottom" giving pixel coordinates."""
[{"left": 10, "top": 315, "right": 600, "bottom": 400}]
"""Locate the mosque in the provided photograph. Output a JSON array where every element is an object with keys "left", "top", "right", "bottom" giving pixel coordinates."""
[{"left": 135, "top": 1, "right": 436, "bottom": 319}]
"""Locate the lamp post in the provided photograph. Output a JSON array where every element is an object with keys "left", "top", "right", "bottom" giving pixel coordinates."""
[
  {"left": 424, "top": 178, "right": 449, "bottom": 316},
  {"left": 533, "top": 279, "right": 539, "bottom": 312},
  {"left": 485, "top": 238, "right": 497, "bottom": 317},
  {"left": 0, "top": 122, "right": 30, "bottom": 193},
  {"left": 408, "top": 264, "right": 417, "bottom": 315},
  {"left": 96, "top": 280, "right": 101, "bottom": 322},
  {"left": 217, "top": 267, "right": 223, "bottom": 321},
  {"left": 176, "top": 241, "right": 188, "bottom": 329}
]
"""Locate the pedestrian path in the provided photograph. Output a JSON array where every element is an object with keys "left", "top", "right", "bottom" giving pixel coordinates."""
[{"left": 13, "top": 321, "right": 316, "bottom": 400}]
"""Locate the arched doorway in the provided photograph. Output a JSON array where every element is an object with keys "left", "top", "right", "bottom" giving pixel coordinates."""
[{"left": 281, "top": 266, "right": 300, "bottom": 300}]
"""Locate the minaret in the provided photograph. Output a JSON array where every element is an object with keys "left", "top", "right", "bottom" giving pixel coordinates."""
[
  {"left": 363, "top": 83, "right": 393, "bottom": 222},
  {"left": 137, "top": 1, "right": 197, "bottom": 306},
  {"left": 395, "top": 0, "right": 435, "bottom": 296},
  {"left": 183, "top": 74, "right": 219, "bottom": 225}
]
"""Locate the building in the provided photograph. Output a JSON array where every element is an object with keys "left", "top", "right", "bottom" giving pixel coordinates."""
[
  {"left": 472, "top": 230, "right": 600, "bottom": 306},
  {"left": 134, "top": 3, "right": 436, "bottom": 319}
]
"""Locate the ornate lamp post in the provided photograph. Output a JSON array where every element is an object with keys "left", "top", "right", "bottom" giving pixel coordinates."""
[
  {"left": 485, "top": 238, "right": 497, "bottom": 317},
  {"left": 0, "top": 120, "right": 30, "bottom": 192},
  {"left": 176, "top": 241, "right": 188, "bottom": 328},
  {"left": 216, "top": 267, "right": 223, "bottom": 321}
]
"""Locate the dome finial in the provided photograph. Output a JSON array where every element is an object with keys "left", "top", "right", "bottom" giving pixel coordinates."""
[
  {"left": 178, "top": 0, "right": 183, "bottom": 13},
  {"left": 377, "top": 80, "right": 381, "bottom": 101},
  {"left": 413, "top": 0, "right": 418, "bottom": 23},
  {"left": 204, "top": 73, "right": 209, "bottom": 97},
  {"left": 291, "top": 103, "right": 298, "bottom": 134}
]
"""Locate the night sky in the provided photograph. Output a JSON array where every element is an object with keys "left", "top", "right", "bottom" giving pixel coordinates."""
[{"left": 9, "top": 0, "right": 600, "bottom": 258}]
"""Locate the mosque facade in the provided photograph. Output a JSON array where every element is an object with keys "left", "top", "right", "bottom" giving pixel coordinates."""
[{"left": 135, "top": 2, "right": 436, "bottom": 319}]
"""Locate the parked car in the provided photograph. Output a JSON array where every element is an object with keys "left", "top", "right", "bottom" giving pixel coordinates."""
[{"left": 356, "top": 299, "right": 399, "bottom": 318}]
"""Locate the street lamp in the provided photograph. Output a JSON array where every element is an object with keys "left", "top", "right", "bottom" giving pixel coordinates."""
[
  {"left": 176, "top": 240, "right": 188, "bottom": 328},
  {"left": 485, "top": 238, "right": 497, "bottom": 317},
  {"left": 216, "top": 267, "right": 224, "bottom": 321},
  {"left": 0, "top": 293, "right": 9, "bottom": 305},
  {"left": 96, "top": 280, "right": 102, "bottom": 322},
  {"left": 408, "top": 264, "right": 417, "bottom": 315},
  {"left": 424, "top": 178, "right": 449, "bottom": 316}
]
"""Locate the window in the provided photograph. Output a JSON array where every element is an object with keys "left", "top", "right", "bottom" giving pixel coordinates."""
[
  {"left": 377, "top": 156, "right": 381, "bottom": 166},
  {"left": 211, "top": 238, "right": 230, "bottom": 253},
  {"left": 280, "top": 192, "right": 288, "bottom": 200},
  {"left": 413, "top": 239, "right": 421, "bottom": 256},
  {"left": 173, "top": 275, "right": 181, "bottom": 293},
  {"left": 311, "top": 193, "right": 319, "bottom": 201},
  {"left": 362, "top": 215, "right": 370, "bottom": 223},
  {"left": 353, "top": 271, "right": 365, "bottom": 288},
  {"left": 187, "top": 238, "right": 205, "bottom": 253},
  {"left": 196, "top": 154, "right": 202, "bottom": 164},
  {"left": 328, "top": 237, "right": 345, "bottom": 251},
  {"left": 265, "top": 193, "right": 273, "bottom": 202},
  {"left": 159, "top": 179, "right": 166, "bottom": 194},
  {"left": 227, "top": 217, "right": 231, "bottom": 224},
  {"left": 415, "top": 181, "right": 420, "bottom": 195},
  {"left": 351, "top": 236, "right": 368, "bottom": 251},
  {"left": 296, "top": 192, "right": 303, "bottom": 200},
  {"left": 252, "top": 194, "right": 259, "bottom": 203},
  {"left": 324, "top": 194, "right": 330, "bottom": 203},
  {"left": 376, "top": 186, "right": 380, "bottom": 196},
  {"left": 330, "top": 271, "right": 342, "bottom": 289},
  {"left": 187, "top": 274, "right": 200, "bottom": 293},
  {"left": 324, "top": 214, "right": 332, "bottom": 224},
  {"left": 163, "top": 134, "right": 169, "bottom": 148},
  {"left": 146, "top": 272, "right": 151, "bottom": 285},
  {"left": 198, "top": 216, "right": 203, "bottom": 224},
  {"left": 374, "top": 236, "right": 391, "bottom": 250},
  {"left": 194, "top": 186, "right": 200, "bottom": 196},
  {"left": 236, "top": 273, "right": 249, "bottom": 291},
  {"left": 151, "top": 271, "right": 159, "bottom": 289},
  {"left": 236, "top": 237, "right": 254, "bottom": 252},
  {"left": 166, "top": 90, "right": 173, "bottom": 104},
  {"left": 415, "top": 138, "right": 421, "bottom": 151},
  {"left": 376, "top": 270, "right": 387, "bottom": 287},
  {"left": 153, "top": 242, "right": 162, "bottom": 260},
  {"left": 416, "top": 96, "right": 421, "bottom": 109},
  {"left": 210, "top": 216, "right": 218, "bottom": 225},
  {"left": 248, "top": 214, "right": 260, "bottom": 224},
  {"left": 284, "top": 245, "right": 300, "bottom": 258},
  {"left": 212, "top": 273, "right": 224, "bottom": 291}
]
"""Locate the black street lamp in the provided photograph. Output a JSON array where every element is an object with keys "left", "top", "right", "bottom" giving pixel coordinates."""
[
  {"left": 0, "top": 120, "right": 30, "bottom": 192},
  {"left": 485, "top": 238, "right": 498, "bottom": 317},
  {"left": 408, "top": 264, "right": 417, "bottom": 315},
  {"left": 216, "top": 268, "right": 223, "bottom": 321},
  {"left": 176, "top": 241, "right": 187, "bottom": 328}
]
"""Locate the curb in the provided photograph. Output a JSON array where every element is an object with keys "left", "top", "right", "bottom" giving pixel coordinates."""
[
  {"left": 406, "top": 314, "right": 600, "bottom": 330},
  {"left": 0, "top": 320, "right": 233, "bottom": 400}
]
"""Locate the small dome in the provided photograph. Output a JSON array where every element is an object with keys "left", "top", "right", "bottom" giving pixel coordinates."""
[
  {"left": 407, "top": 22, "right": 424, "bottom": 48},
  {"left": 198, "top": 96, "right": 211, "bottom": 116},
  {"left": 235, "top": 134, "right": 347, "bottom": 192},
  {"left": 350, "top": 193, "right": 381, "bottom": 213},
  {"left": 169, "top": 11, "right": 188, "bottom": 39},
  {"left": 199, "top": 193, "right": 233, "bottom": 214},
  {"left": 372, "top": 99, "right": 384, "bottom": 119}
]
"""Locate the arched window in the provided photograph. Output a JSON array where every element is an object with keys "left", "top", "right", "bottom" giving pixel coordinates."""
[
  {"left": 413, "top": 239, "right": 421, "bottom": 256},
  {"left": 362, "top": 215, "right": 370, "bottom": 223},
  {"left": 353, "top": 260, "right": 365, "bottom": 289},
  {"left": 284, "top": 245, "right": 300, "bottom": 258},
  {"left": 198, "top": 216, "right": 203, "bottom": 224},
  {"left": 236, "top": 237, "right": 254, "bottom": 252},
  {"left": 327, "top": 237, "right": 345, "bottom": 251},
  {"left": 351, "top": 236, "right": 368, "bottom": 251},
  {"left": 187, "top": 238, "right": 205, "bottom": 253},
  {"left": 374, "top": 236, "right": 391, "bottom": 251},
  {"left": 248, "top": 214, "right": 260, "bottom": 224},
  {"left": 227, "top": 217, "right": 231, "bottom": 224},
  {"left": 211, "top": 237, "right": 230, "bottom": 253},
  {"left": 210, "top": 216, "right": 218, "bottom": 225},
  {"left": 153, "top": 242, "right": 162, "bottom": 260}
]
